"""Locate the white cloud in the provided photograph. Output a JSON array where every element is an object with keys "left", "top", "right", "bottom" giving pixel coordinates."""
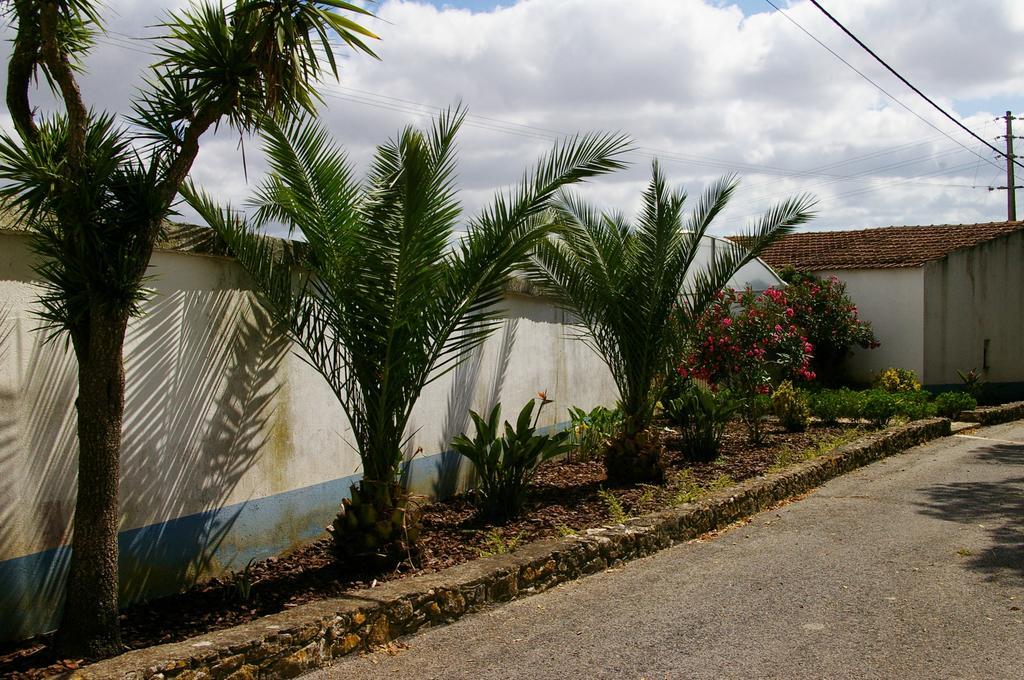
[{"left": 2, "top": 0, "right": 1021, "bottom": 234}]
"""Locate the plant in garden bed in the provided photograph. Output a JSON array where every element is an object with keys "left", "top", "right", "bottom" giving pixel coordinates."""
[
  {"left": 771, "top": 380, "right": 810, "bottom": 432},
  {"left": 567, "top": 404, "right": 622, "bottom": 462},
  {"left": 668, "top": 470, "right": 735, "bottom": 505},
  {"left": 452, "top": 394, "right": 573, "bottom": 522},
  {"left": 857, "top": 388, "right": 935, "bottom": 427},
  {"left": 531, "top": 163, "right": 814, "bottom": 483},
  {"left": 807, "top": 387, "right": 862, "bottom": 425},
  {"left": 956, "top": 368, "right": 986, "bottom": 402},
  {"left": 876, "top": 367, "right": 922, "bottom": 393},
  {"left": 680, "top": 286, "right": 816, "bottom": 444},
  {"left": 934, "top": 391, "right": 977, "bottom": 419},
  {"left": 769, "top": 428, "right": 864, "bottom": 471},
  {"left": 597, "top": 487, "right": 629, "bottom": 523},
  {"left": 663, "top": 380, "right": 741, "bottom": 461},
  {"left": 778, "top": 269, "right": 879, "bottom": 383},
  {"left": 187, "top": 111, "right": 629, "bottom": 563},
  {"left": 476, "top": 529, "right": 524, "bottom": 557}
]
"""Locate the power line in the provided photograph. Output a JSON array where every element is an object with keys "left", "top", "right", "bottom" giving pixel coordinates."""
[
  {"left": 806, "top": 0, "right": 1023, "bottom": 171},
  {"left": 761, "top": 0, "right": 1003, "bottom": 173},
  {"left": 84, "top": 31, "right": 996, "bottom": 207}
]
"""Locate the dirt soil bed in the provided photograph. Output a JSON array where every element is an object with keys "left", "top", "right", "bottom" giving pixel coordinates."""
[{"left": 0, "top": 420, "right": 861, "bottom": 678}]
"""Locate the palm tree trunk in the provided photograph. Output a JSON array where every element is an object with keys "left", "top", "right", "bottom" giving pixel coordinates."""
[
  {"left": 54, "top": 308, "right": 128, "bottom": 658},
  {"left": 604, "top": 413, "right": 665, "bottom": 485}
]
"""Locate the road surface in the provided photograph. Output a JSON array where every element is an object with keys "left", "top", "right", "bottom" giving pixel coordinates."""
[{"left": 309, "top": 421, "right": 1024, "bottom": 679}]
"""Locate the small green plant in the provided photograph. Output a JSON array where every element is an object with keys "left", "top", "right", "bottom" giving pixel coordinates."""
[
  {"left": 233, "top": 558, "right": 259, "bottom": 603},
  {"left": 706, "top": 473, "right": 735, "bottom": 491},
  {"left": 477, "top": 529, "right": 523, "bottom": 557},
  {"left": 771, "top": 381, "right": 810, "bottom": 432},
  {"left": 875, "top": 368, "right": 921, "bottom": 393},
  {"left": 771, "top": 428, "right": 863, "bottom": 471},
  {"left": 670, "top": 470, "right": 704, "bottom": 505},
  {"left": 807, "top": 388, "right": 862, "bottom": 424},
  {"left": 567, "top": 405, "right": 622, "bottom": 462},
  {"left": 807, "top": 390, "right": 841, "bottom": 425},
  {"left": 637, "top": 484, "right": 657, "bottom": 506},
  {"left": 956, "top": 369, "right": 985, "bottom": 401},
  {"left": 859, "top": 389, "right": 900, "bottom": 427},
  {"left": 664, "top": 381, "right": 741, "bottom": 461},
  {"left": 668, "top": 470, "right": 735, "bottom": 505},
  {"left": 887, "top": 390, "right": 936, "bottom": 422},
  {"left": 556, "top": 523, "right": 577, "bottom": 537},
  {"left": 597, "top": 488, "right": 629, "bottom": 524},
  {"left": 452, "top": 395, "right": 573, "bottom": 522},
  {"left": 934, "top": 391, "right": 977, "bottom": 419}
]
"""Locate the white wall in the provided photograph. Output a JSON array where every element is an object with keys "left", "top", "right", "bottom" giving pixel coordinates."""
[
  {"left": 923, "top": 230, "right": 1024, "bottom": 386},
  {"left": 0, "top": 229, "right": 618, "bottom": 640},
  {"left": 817, "top": 268, "right": 925, "bottom": 383}
]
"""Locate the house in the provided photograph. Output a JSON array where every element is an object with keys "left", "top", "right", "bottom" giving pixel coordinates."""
[{"left": 750, "top": 221, "right": 1024, "bottom": 397}]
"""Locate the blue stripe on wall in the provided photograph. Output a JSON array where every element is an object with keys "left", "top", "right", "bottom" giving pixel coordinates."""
[{"left": 0, "top": 420, "right": 570, "bottom": 641}]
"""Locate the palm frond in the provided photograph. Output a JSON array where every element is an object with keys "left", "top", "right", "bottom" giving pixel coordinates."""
[
  {"left": 531, "top": 165, "right": 817, "bottom": 435},
  {"left": 186, "top": 111, "right": 629, "bottom": 484}
]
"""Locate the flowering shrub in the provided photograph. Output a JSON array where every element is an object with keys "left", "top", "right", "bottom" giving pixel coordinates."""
[
  {"left": 780, "top": 269, "right": 879, "bottom": 382},
  {"left": 679, "top": 287, "right": 815, "bottom": 442}
]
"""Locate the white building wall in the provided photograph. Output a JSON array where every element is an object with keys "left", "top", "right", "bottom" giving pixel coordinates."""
[
  {"left": 0, "top": 230, "right": 620, "bottom": 640},
  {"left": 0, "top": 225, "right": 781, "bottom": 640},
  {"left": 816, "top": 268, "right": 925, "bottom": 383},
  {"left": 922, "top": 230, "right": 1024, "bottom": 387}
]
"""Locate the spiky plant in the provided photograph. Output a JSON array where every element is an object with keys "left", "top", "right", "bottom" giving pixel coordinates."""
[
  {"left": 184, "top": 110, "right": 629, "bottom": 562},
  {"left": 0, "top": 0, "right": 377, "bottom": 657},
  {"left": 531, "top": 162, "right": 815, "bottom": 484}
]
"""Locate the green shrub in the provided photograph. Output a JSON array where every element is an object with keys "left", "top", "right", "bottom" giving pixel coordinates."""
[
  {"left": 859, "top": 389, "right": 899, "bottom": 427},
  {"left": 567, "top": 404, "right": 621, "bottom": 462},
  {"left": 664, "top": 382, "right": 741, "bottom": 462},
  {"left": 808, "top": 390, "right": 841, "bottom": 425},
  {"left": 892, "top": 390, "right": 936, "bottom": 421},
  {"left": 934, "top": 391, "right": 977, "bottom": 419},
  {"left": 771, "top": 381, "right": 810, "bottom": 432},
  {"left": 809, "top": 388, "right": 866, "bottom": 424},
  {"left": 452, "top": 398, "right": 573, "bottom": 521},
  {"left": 875, "top": 367, "right": 921, "bottom": 393}
]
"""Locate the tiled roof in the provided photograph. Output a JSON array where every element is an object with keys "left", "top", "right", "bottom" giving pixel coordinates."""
[{"left": 737, "top": 221, "right": 1024, "bottom": 271}]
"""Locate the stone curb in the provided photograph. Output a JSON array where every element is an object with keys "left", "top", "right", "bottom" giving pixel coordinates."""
[
  {"left": 68, "top": 418, "right": 951, "bottom": 680},
  {"left": 958, "top": 401, "right": 1024, "bottom": 426}
]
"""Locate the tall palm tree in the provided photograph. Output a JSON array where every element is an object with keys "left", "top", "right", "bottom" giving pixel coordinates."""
[
  {"left": 531, "top": 162, "right": 815, "bottom": 484},
  {"left": 184, "top": 110, "right": 629, "bottom": 561},
  {"left": 0, "top": 0, "right": 377, "bottom": 657}
]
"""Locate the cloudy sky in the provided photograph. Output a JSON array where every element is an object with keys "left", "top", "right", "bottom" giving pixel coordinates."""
[{"left": 3, "top": 0, "right": 1023, "bottom": 236}]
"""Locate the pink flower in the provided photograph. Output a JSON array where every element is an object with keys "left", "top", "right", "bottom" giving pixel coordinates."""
[{"left": 721, "top": 318, "right": 732, "bottom": 327}]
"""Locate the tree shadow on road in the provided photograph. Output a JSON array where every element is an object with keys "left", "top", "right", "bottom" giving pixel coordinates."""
[{"left": 915, "top": 443, "right": 1024, "bottom": 585}]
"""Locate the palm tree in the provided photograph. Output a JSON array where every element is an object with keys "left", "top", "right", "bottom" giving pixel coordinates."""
[
  {"left": 184, "top": 110, "right": 630, "bottom": 562},
  {"left": 531, "top": 162, "right": 815, "bottom": 484},
  {"left": 0, "top": 0, "right": 377, "bottom": 657}
]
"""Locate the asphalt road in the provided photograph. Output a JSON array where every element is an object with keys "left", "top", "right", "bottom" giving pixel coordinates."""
[{"left": 310, "top": 422, "right": 1024, "bottom": 679}]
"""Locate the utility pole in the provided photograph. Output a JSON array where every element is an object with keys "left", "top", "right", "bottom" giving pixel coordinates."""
[
  {"left": 996, "top": 111, "right": 1020, "bottom": 221},
  {"left": 1004, "top": 111, "right": 1016, "bottom": 221}
]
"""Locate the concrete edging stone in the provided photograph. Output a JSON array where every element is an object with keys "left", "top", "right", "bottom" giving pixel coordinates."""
[{"left": 70, "top": 417, "right": 952, "bottom": 680}]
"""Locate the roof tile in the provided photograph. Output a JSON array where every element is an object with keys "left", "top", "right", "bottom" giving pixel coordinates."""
[{"left": 738, "top": 221, "right": 1024, "bottom": 271}]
